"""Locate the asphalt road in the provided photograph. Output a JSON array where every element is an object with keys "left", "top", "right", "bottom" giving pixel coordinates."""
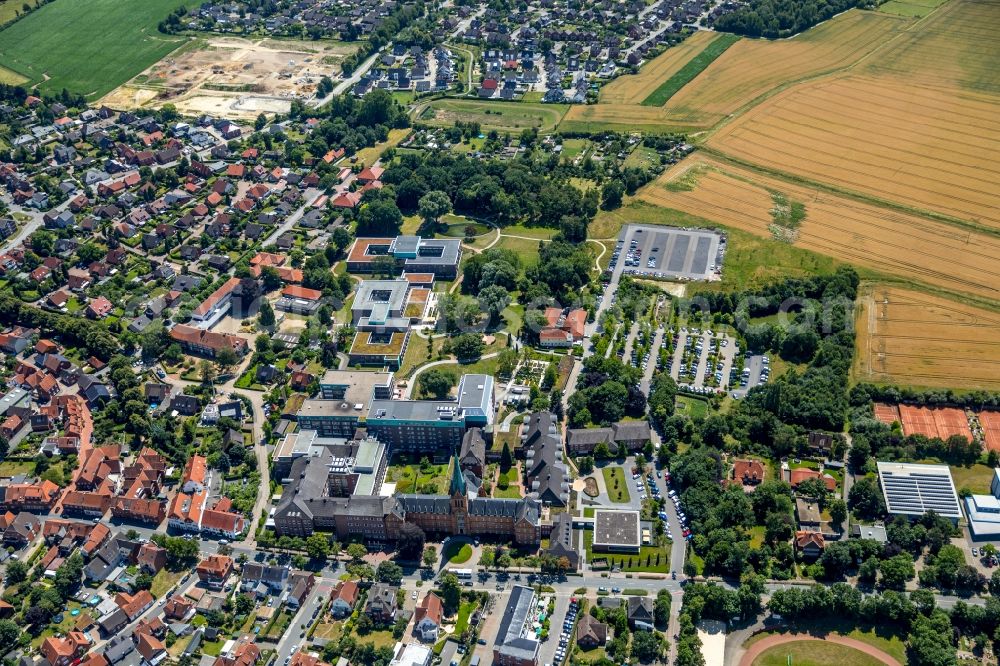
[{"left": 274, "top": 578, "right": 336, "bottom": 665}]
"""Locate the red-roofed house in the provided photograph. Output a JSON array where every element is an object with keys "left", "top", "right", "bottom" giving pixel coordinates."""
[
  {"left": 414, "top": 592, "right": 443, "bottom": 641},
  {"left": 86, "top": 296, "right": 113, "bottom": 319},
  {"left": 794, "top": 530, "right": 825, "bottom": 559},
  {"left": 790, "top": 467, "right": 837, "bottom": 492},
  {"left": 733, "top": 459, "right": 765, "bottom": 487}
]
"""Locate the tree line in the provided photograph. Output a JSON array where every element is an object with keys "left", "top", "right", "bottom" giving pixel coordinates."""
[{"left": 712, "top": 0, "right": 866, "bottom": 39}]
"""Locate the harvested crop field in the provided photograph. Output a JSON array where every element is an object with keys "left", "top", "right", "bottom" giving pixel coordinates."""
[
  {"left": 865, "top": 0, "right": 1000, "bottom": 94},
  {"left": 642, "top": 34, "right": 740, "bottom": 106},
  {"left": 601, "top": 31, "right": 718, "bottom": 105},
  {"left": 662, "top": 10, "right": 909, "bottom": 127},
  {"left": 706, "top": 74, "right": 1000, "bottom": 229},
  {"left": 639, "top": 157, "right": 1000, "bottom": 303},
  {"left": 855, "top": 285, "right": 1000, "bottom": 390},
  {"left": 979, "top": 412, "right": 1000, "bottom": 452}
]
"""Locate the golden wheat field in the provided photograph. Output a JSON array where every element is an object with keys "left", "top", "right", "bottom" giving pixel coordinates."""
[
  {"left": 705, "top": 74, "right": 1000, "bottom": 229},
  {"left": 854, "top": 284, "right": 1000, "bottom": 390},
  {"left": 599, "top": 31, "right": 718, "bottom": 105},
  {"left": 639, "top": 157, "right": 1000, "bottom": 303},
  {"left": 663, "top": 10, "right": 909, "bottom": 127},
  {"left": 559, "top": 103, "right": 691, "bottom": 134},
  {"left": 864, "top": 0, "right": 1000, "bottom": 93}
]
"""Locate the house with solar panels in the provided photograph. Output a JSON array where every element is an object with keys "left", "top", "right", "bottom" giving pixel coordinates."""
[{"left": 876, "top": 461, "right": 961, "bottom": 523}]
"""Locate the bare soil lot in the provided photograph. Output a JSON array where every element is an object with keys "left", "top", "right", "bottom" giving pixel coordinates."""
[{"left": 101, "top": 37, "right": 357, "bottom": 119}]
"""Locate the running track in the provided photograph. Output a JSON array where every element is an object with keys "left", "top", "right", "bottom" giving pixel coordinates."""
[{"left": 739, "top": 633, "right": 902, "bottom": 666}]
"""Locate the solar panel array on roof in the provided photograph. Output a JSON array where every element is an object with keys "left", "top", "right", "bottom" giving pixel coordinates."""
[{"left": 877, "top": 462, "right": 961, "bottom": 519}]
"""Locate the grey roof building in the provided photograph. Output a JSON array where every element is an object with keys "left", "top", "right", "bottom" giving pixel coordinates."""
[
  {"left": 876, "top": 461, "right": 961, "bottom": 520},
  {"left": 493, "top": 585, "right": 540, "bottom": 666},
  {"left": 522, "top": 412, "right": 569, "bottom": 506}
]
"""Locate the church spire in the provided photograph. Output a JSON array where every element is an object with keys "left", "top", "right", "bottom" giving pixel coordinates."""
[{"left": 449, "top": 454, "right": 466, "bottom": 497}]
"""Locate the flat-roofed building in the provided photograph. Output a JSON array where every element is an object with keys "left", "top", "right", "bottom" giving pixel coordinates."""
[
  {"left": 877, "top": 461, "right": 961, "bottom": 521},
  {"left": 296, "top": 371, "right": 393, "bottom": 437},
  {"left": 351, "top": 279, "right": 411, "bottom": 326},
  {"left": 592, "top": 509, "right": 641, "bottom": 553},
  {"left": 493, "top": 585, "right": 540, "bottom": 666},
  {"left": 367, "top": 375, "right": 494, "bottom": 453},
  {"left": 964, "top": 468, "right": 1000, "bottom": 540},
  {"left": 347, "top": 236, "right": 461, "bottom": 279}
]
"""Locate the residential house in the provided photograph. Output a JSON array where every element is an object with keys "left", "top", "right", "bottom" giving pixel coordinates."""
[
  {"left": 329, "top": 581, "right": 359, "bottom": 619},
  {"left": 413, "top": 592, "right": 442, "bottom": 642},
  {"left": 627, "top": 596, "right": 654, "bottom": 630},
  {"left": 365, "top": 583, "right": 398, "bottom": 625},
  {"left": 576, "top": 615, "right": 608, "bottom": 649},
  {"left": 795, "top": 530, "right": 825, "bottom": 559},
  {"left": 196, "top": 555, "right": 233, "bottom": 589}
]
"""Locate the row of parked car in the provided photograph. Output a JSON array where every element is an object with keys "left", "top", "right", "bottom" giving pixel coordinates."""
[{"left": 554, "top": 598, "right": 580, "bottom": 665}]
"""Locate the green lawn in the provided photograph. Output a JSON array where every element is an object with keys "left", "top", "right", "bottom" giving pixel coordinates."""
[
  {"left": 751, "top": 641, "right": 885, "bottom": 666},
  {"left": 601, "top": 467, "right": 631, "bottom": 504},
  {"left": 641, "top": 33, "right": 741, "bottom": 106},
  {"left": 0, "top": 0, "right": 192, "bottom": 99},
  {"left": 583, "top": 530, "right": 672, "bottom": 573},
  {"left": 493, "top": 235, "right": 545, "bottom": 266},
  {"left": 675, "top": 396, "right": 709, "bottom": 420},
  {"left": 0, "top": 460, "right": 34, "bottom": 477},
  {"left": 455, "top": 600, "right": 477, "bottom": 634},
  {"left": 419, "top": 98, "right": 569, "bottom": 133},
  {"left": 950, "top": 463, "right": 995, "bottom": 495},
  {"left": 444, "top": 542, "right": 473, "bottom": 564},
  {"left": 386, "top": 457, "right": 452, "bottom": 495},
  {"left": 150, "top": 568, "right": 184, "bottom": 598}
]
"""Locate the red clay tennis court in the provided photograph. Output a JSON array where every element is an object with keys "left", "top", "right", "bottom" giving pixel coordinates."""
[
  {"left": 980, "top": 411, "right": 1000, "bottom": 452},
  {"left": 873, "top": 403, "right": 900, "bottom": 426},
  {"left": 897, "top": 405, "right": 972, "bottom": 440}
]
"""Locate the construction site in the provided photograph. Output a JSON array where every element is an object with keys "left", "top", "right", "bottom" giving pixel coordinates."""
[{"left": 99, "top": 37, "right": 358, "bottom": 119}]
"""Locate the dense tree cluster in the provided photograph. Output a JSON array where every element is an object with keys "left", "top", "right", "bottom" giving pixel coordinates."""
[
  {"left": 567, "top": 355, "right": 645, "bottom": 427},
  {"left": 712, "top": 0, "right": 864, "bottom": 38},
  {"left": 0, "top": 293, "right": 119, "bottom": 360},
  {"left": 382, "top": 152, "right": 598, "bottom": 232},
  {"left": 287, "top": 90, "right": 409, "bottom": 163}
]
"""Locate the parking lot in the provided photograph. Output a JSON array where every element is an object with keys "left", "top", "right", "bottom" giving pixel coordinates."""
[
  {"left": 610, "top": 224, "right": 725, "bottom": 281},
  {"left": 667, "top": 328, "right": 738, "bottom": 393},
  {"left": 731, "top": 354, "right": 769, "bottom": 398}
]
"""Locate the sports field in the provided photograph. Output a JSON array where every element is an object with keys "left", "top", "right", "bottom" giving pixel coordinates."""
[
  {"left": 0, "top": 0, "right": 191, "bottom": 99},
  {"left": 639, "top": 157, "right": 1000, "bottom": 303},
  {"left": 417, "top": 99, "right": 568, "bottom": 133},
  {"left": 854, "top": 285, "right": 1000, "bottom": 390},
  {"left": 980, "top": 412, "right": 1000, "bottom": 452},
  {"left": 600, "top": 31, "right": 718, "bottom": 105},
  {"left": 750, "top": 641, "right": 889, "bottom": 666}
]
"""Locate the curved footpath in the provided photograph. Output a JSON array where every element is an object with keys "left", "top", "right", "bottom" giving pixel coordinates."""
[{"left": 738, "top": 633, "right": 902, "bottom": 666}]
